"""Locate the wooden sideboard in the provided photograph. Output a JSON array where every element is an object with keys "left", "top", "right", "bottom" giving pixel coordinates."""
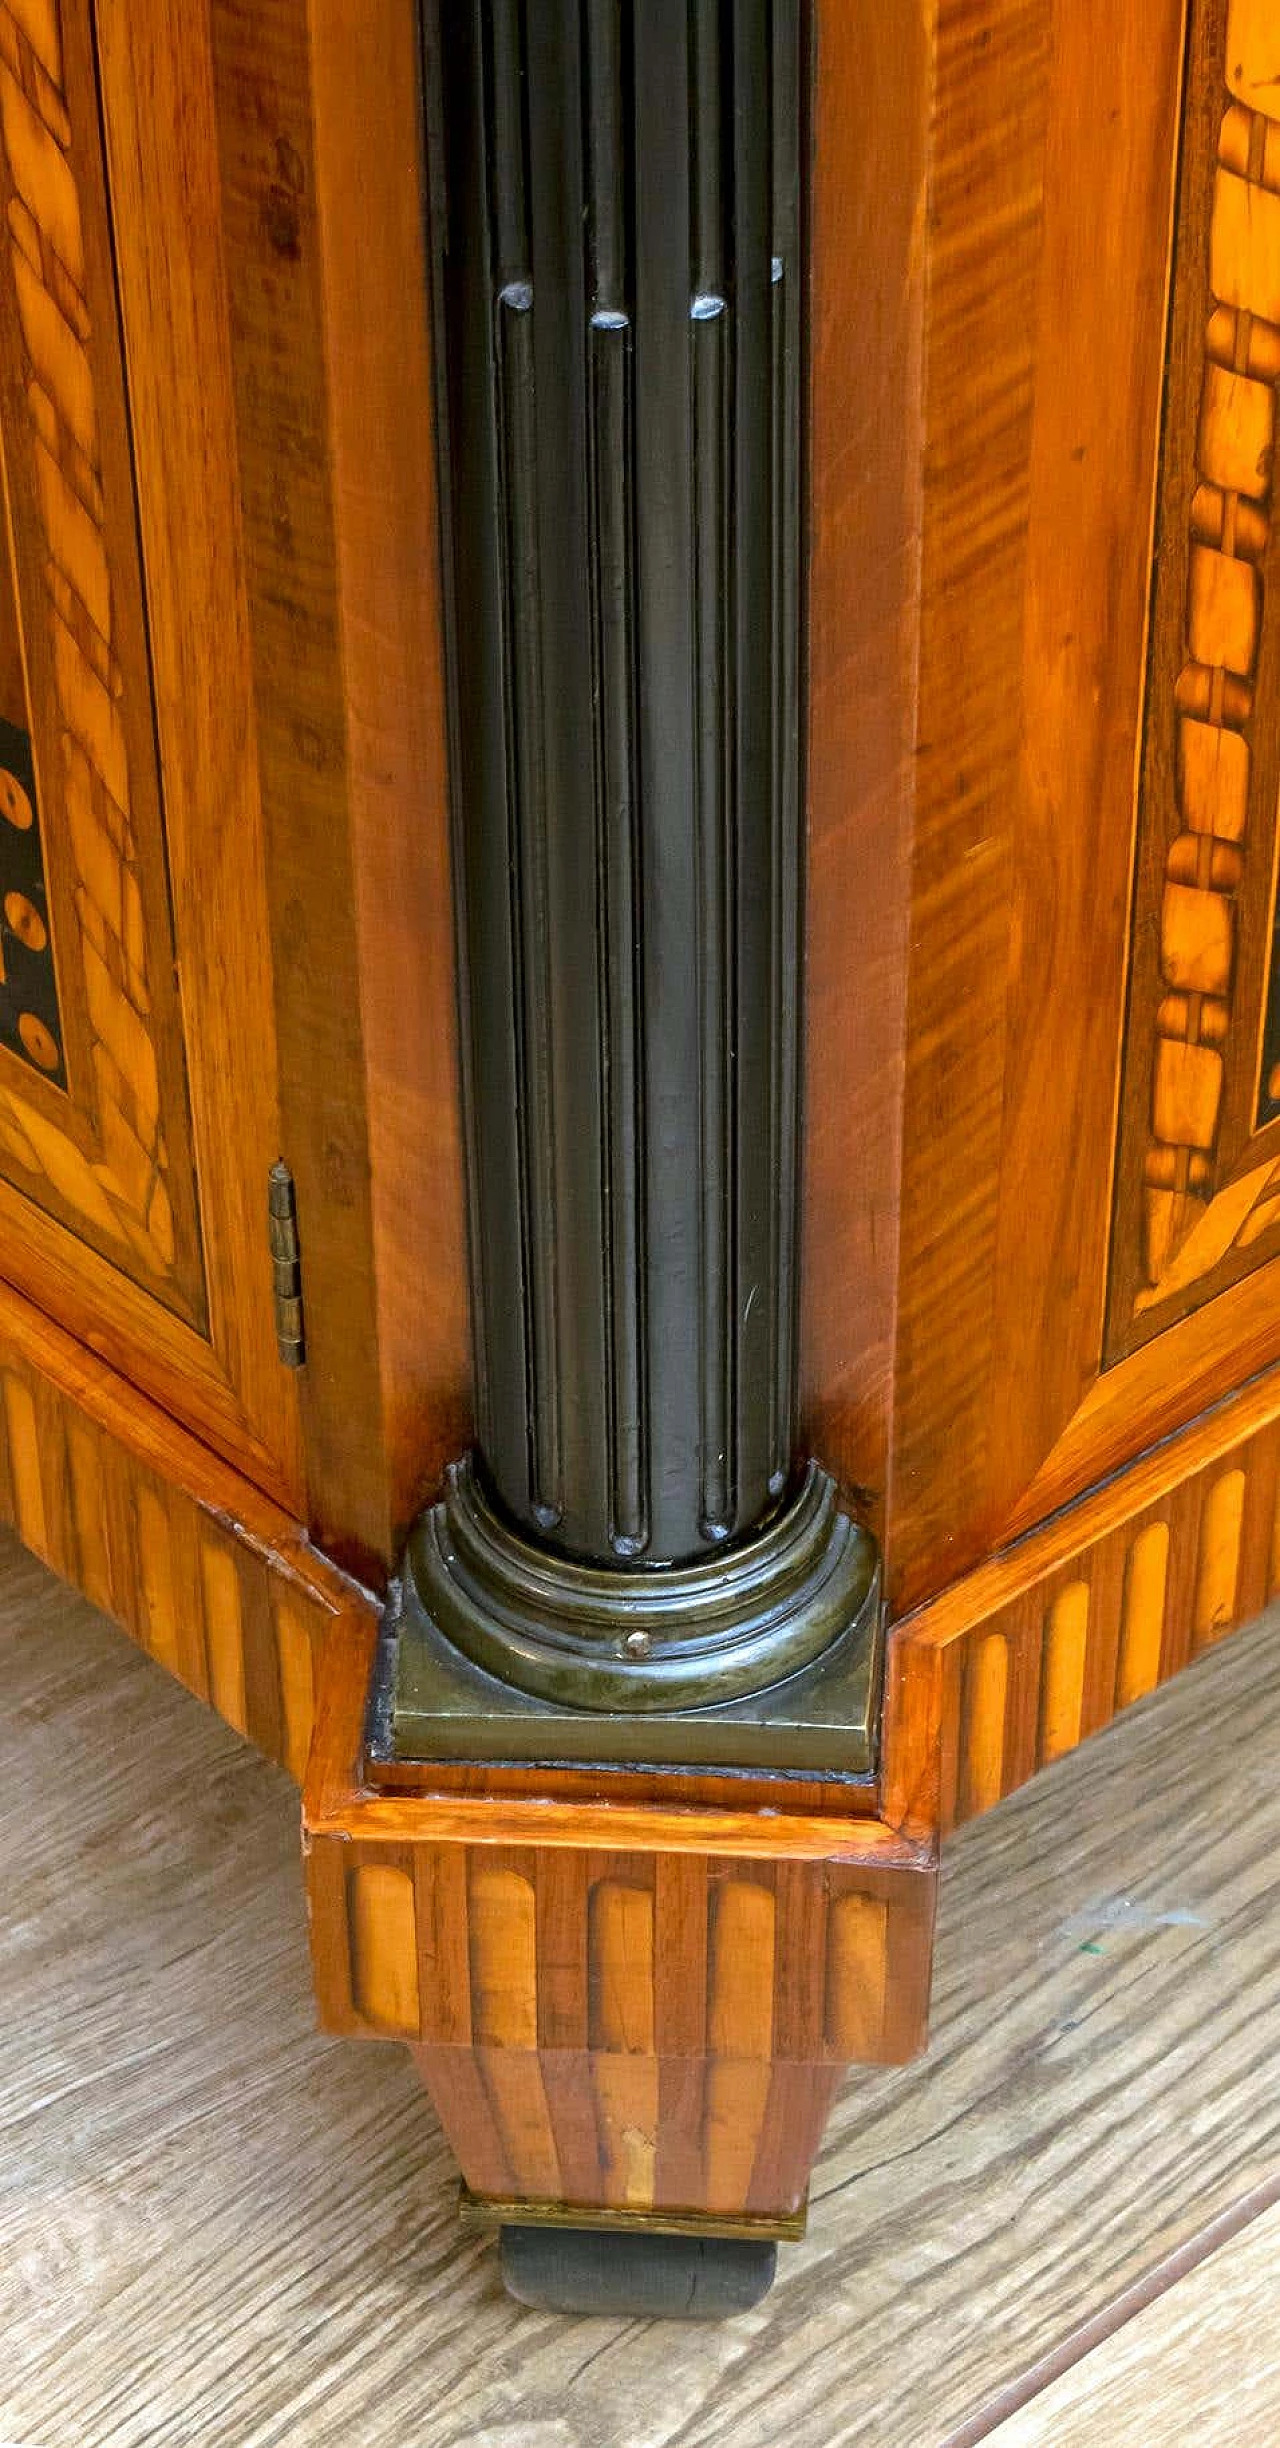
[{"left": 0, "top": 0, "right": 1275, "bottom": 2318}]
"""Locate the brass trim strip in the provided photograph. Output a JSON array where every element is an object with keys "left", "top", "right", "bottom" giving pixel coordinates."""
[{"left": 457, "top": 2183, "right": 807, "bottom": 2245}]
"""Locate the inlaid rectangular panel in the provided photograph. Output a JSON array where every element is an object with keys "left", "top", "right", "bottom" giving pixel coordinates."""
[
  {"left": 0, "top": 0, "right": 203, "bottom": 1316},
  {"left": 0, "top": 0, "right": 324, "bottom": 1522},
  {"left": 0, "top": 0, "right": 388, "bottom": 1535},
  {"left": 884, "top": 1361, "right": 1280, "bottom": 1839},
  {"left": 1109, "top": 0, "right": 1280, "bottom": 1353},
  {"left": 0, "top": 1268, "right": 358, "bottom": 1780},
  {"left": 310, "top": 1831, "right": 934, "bottom": 2221}
]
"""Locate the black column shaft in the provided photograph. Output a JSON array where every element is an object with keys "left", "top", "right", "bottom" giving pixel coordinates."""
[{"left": 433, "top": 0, "right": 805, "bottom": 1570}]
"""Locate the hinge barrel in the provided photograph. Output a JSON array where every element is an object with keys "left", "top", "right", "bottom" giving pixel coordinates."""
[{"left": 268, "top": 1159, "right": 305, "bottom": 1368}]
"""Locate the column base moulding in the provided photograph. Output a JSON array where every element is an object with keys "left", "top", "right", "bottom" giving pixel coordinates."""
[
  {"left": 370, "top": 1458, "right": 881, "bottom": 1779},
  {"left": 884, "top": 1358, "right": 1280, "bottom": 1843},
  {"left": 304, "top": 1609, "right": 937, "bottom": 2238}
]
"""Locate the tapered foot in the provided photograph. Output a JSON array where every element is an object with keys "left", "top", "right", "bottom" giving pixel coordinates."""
[{"left": 498, "top": 2224, "right": 777, "bottom": 2320}]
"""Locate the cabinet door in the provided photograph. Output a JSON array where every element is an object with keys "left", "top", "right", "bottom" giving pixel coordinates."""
[
  {"left": 0, "top": 0, "right": 301, "bottom": 1504},
  {"left": 803, "top": 0, "right": 1280, "bottom": 1613},
  {"left": 1108, "top": 0, "right": 1280, "bottom": 1357}
]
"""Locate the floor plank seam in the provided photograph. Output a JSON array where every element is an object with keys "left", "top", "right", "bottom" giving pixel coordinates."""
[{"left": 938, "top": 2166, "right": 1280, "bottom": 2448}]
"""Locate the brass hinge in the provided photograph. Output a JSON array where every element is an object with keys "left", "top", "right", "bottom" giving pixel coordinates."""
[{"left": 268, "top": 1160, "right": 305, "bottom": 1368}]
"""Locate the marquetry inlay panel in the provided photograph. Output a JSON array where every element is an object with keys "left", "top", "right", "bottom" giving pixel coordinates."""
[
  {"left": 0, "top": 0, "right": 203, "bottom": 1319},
  {"left": 886, "top": 1378, "right": 1280, "bottom": 1839},
  {"left": 306, "top": 1598, "right": 937, "bottom": 2230},
  {"left": 0, "top": 1272, "right": 353, "bottom": 1781},
  {"left": 1109, "top": 0, "right": 1280, "bottom": 1354},
  {"left": 309, "top": 1827, "right": 935, "bottom": 2220}
]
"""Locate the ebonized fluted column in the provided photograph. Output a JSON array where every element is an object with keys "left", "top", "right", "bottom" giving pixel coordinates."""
[{"left": 376, "top": 0, "right": 878, "bottom": 1761}]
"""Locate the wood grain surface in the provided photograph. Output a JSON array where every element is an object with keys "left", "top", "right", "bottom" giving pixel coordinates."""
[
  {"left": 0, "top": 0, "right": 205, "bottom": 1308},
  {"left": 884, "top": 1353, "right": 1280, "bottom": 1838},
  {"left": 1108, "top": 0, "right": 1280, "bottom": 1355},
  {"left": 983, "top": 2198, "right": 1280, "bottom": 2445},
  {"left": 0, "top": 1260, "right": 371, "bottom": 1780},
  {"left": 800, "top": 0, "right": 928, "bottom": 1539},
  {"left": 790, "top": 0, "right": 1280, "bottom": 1630},
  {"left": 0, "top": 0, "right": 306, "bottom": 1509},
  {"left": 208, "top": 0, "right": 470, "bottom": 1576},
  {"left": 0, "top": 0, "right": 469, "bottom": 1576},
  {"left": 2, "top": 1534, "right": 1277, "bottom": 2446},
  {"left": 877, "top": 0, "right": 1265, "bottom": 1609}
]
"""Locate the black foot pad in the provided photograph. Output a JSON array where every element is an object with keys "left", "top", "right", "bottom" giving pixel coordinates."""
[{"left": 498, "top": 2224, "right": 777, "bottom": 2319}]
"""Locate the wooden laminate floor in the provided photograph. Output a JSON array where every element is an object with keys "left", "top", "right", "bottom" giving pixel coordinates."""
[{"left": 0, "top": 1528, "right": 1277, "bottom": 2447}]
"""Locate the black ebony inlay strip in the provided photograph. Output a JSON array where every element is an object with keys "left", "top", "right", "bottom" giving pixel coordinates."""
[{"left": 0, "top": 715, "right": 64, "bottom": 1088}]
